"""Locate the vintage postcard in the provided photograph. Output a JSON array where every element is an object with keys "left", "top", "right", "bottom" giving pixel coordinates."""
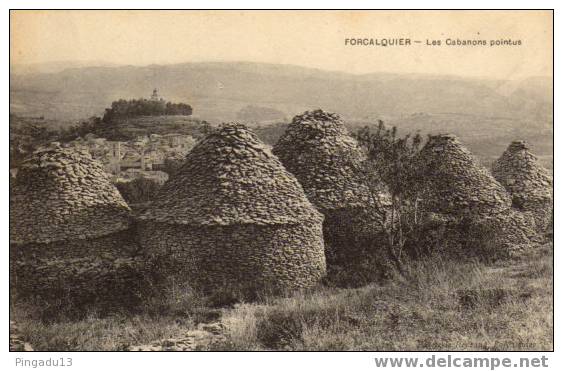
[{"left": 8, "top": 9, "right": 553, "bottom": 356}]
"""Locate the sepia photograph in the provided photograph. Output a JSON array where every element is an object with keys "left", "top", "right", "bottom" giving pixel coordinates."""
[{"left": 8, "top": 8, "right": 554, "bottom": 356}]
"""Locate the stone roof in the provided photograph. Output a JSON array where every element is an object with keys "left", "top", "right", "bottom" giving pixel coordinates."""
[
  {"left": 418, "top": 134, "right": 511, "bottom": 218},
  {"left": 10, "top": 144, "right": 132, "bottom": 245},
  {"left": 139, "top": 123, "right": 323, "bottom": 226},
  {"left": 272, "top": 110, "right": 382, "bottom": 210},
  {"left": 492, "top": 140, "right": 553, "bottom": 206}
]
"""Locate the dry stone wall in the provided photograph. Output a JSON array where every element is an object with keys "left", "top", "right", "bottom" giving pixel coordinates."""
[
  {"left": 321, "top": 207, "right": 387, "bottom": 265},
  {"left": 484, "top": 209, "right": 540, "bottom": 255},
  {"left": 9, "top": 144, "right": 140, "bottom": 305},
  {"left": 10, "top": 229, "right": 143, "bottom": 306},
  {"left": 139, "top": 124, "right": 326, "bottom": 294},
  {"left": 417, "top": 134, "right": 533, "bottom": 254},
  {"left": 418, "top": 134, "right": 511, "bottom": 218},
  {"left": 10, "top": 144, "right": 131, "bottom": 244},
  {"left": 10, "top": 118, "right": 549, "bottom": 310},
  {"left": 492, "top": 140, "right": 553, "bottom": 233},
  {"left": 273, "top": 110, "right": 376, "bottom": 210},
  {"left": 139, "top": 221, "right": 326, "bottom": 293},
  {"left": 272, "top": 110, "right": 389, "bottom": 267},
  {"left": 140, "top": 124, "right": 322, "bottom": 226}
]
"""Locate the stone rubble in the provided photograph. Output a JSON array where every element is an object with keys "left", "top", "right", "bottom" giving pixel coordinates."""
[
  {"left": 492, "top": 140, "right": 553, "bottom": 233},
  {"left": 128, "top": 323, "right": 226, "bottom": 351},
  {"left": 139, "top": 123, "right": 326, "bottom": 294}
]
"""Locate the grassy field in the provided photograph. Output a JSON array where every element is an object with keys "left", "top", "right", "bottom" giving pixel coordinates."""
[{"left": 10, "top": 243, "right": 552, "bottom": 351}]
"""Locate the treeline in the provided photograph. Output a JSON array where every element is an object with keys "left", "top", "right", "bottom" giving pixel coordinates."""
[{"left": 102, "top": 99, "right": 192, "bottom": 122}]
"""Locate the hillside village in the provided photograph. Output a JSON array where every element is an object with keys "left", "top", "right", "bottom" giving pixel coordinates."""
[
  {"left": 67, "top": 131, "right": 196, "bottom": 184},
  {"left": 10, "top": 90, "right": 199, "bottom": 188},
  {"left": 67, "top": 89, "right": 197, "bottom": 185}
]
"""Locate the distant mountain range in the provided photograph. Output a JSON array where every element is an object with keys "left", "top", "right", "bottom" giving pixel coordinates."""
[
  {"left": 10, "top": 61, "right": 552, "bottom": 122},
  {"left": 9, "top": 61, "right": 553, "bottom": 168},
  {"left": 10, "top": 60, "right": 121, "bottom": 75}
]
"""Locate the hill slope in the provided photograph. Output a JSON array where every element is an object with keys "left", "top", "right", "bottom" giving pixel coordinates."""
[
  {"left": 10, "top": 62, "right": 552, "bottom": 124},
  {"left": 10, "top": 62, "right": 552, "bottom": 169}
]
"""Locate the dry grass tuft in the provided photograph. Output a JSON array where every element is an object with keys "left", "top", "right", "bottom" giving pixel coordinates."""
[
  {"left": 11, "top": 244, "right": 552, "bottom": 351},
  {"left": 218, "top": 246, "right": 553, "bottom": 351}
]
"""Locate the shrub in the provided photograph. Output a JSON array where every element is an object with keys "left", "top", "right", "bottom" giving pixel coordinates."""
[
  {"left": 354, "top": 122, "right": 426, "bottom": 275},
  {"left": 254, "top": 298, "right": 350, "bottom": 349}
]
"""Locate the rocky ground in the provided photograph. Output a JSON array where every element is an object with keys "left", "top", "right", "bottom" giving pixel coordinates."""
[{"left": 128, "top": 323, "right": 226, "bottom": 351}]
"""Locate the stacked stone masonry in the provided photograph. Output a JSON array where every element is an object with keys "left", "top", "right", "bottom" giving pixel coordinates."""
[
  {"left": 417, "top": 134, "right": 533, "bottom": 253},
  {"left": 139, "top": 221, "right": 326, "bottom": 292},
  {"left": 139, "top": 123, "right": 326, "bottom": 294},
  {"left": 10, "top": 115, "right": 552, "bottom": 309},
  {"left": 492, "top": 140, "right": 553, "bottom": 233},
  {"left": 10, "top": 230, "right": 143, "bottom": 304},
  {"left": 418, "top": 134, "right": 512, "bottom": 218},
  {"left": 10, "top": 145, "right": 131, "bottom": 244},
  {"left": 272, "top": 110, "right": 390, "bottom": 266},
  {"left": 9, "top": 144, "right": 139, "bottom": 304}
]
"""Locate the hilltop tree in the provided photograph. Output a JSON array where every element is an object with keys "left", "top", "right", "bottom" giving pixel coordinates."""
[{"left": 102, "top": 98, "right": 192, "bottom": 122}]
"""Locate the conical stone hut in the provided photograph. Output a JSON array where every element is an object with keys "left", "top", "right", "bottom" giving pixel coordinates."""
[
  {"left": 417, "top": 134, "right": 534, "bottom": 254},
  {"left": 10, "top": 144, "right": 139, "bottom": 303},
  {"left": 418, "top": 134, "right": 511, "bottom": 218},
  {"left": 492, "top": 140, "right": 553, "bottom": 233},
  {"left": 137, "top": 123, "right": 326, "bottom": 294},
  {"left": 272, "top": 110, "right": 389, "bottom": 269}
]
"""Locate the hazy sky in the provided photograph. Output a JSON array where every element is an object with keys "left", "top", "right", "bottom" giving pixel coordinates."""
[{"left": 10, "top": 10, "right": 552, "bottom": 79}]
